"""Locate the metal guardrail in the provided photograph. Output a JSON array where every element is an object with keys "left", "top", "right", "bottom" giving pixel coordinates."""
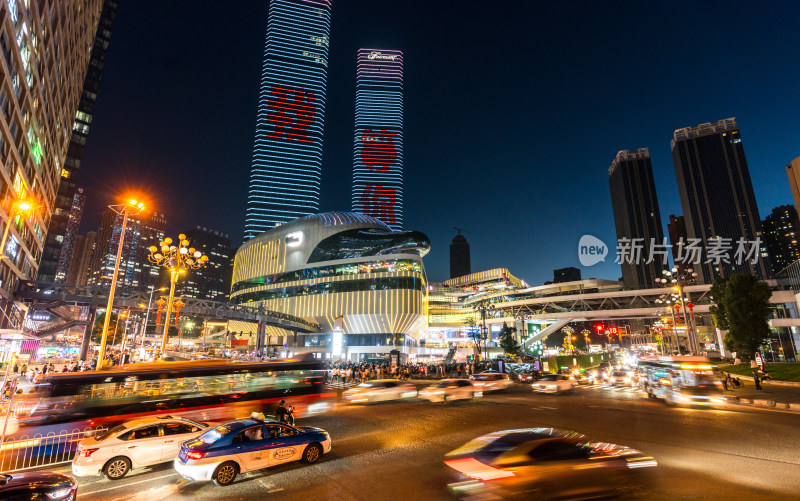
[{"left": 0, "top": 426, "right": 106, "bottom": 473}]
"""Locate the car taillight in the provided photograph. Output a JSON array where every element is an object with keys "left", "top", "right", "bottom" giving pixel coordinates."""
[
  {"left": 444, "top": 457, "right": 515, "bottom": 481},
  {"left": 79, "top": 448, "right": 98, "bottom": 457},
  {"left": 186, "top": 450, "right": 204, "bottom": 460}
]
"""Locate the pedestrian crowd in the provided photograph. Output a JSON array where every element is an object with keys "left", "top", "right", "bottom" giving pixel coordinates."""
[{"left": 327, "top": 361, "right": 492, "bottom": 384}]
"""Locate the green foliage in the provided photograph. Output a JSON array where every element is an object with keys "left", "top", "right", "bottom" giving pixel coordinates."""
[
  {"left": 709, "top": 277, "right": 730, "bottom": 330},
  {"left": 464, "top": 316, "right": 481, "bottom": 355},
  {"left": 92, "top": 311, "right": 123, "bottom": 345},
  {"left": 498, "top": 322, "right": 520, "bottom": 356},
  {"left": 719, "top": 274, "right": 771, "bottom": 361}
]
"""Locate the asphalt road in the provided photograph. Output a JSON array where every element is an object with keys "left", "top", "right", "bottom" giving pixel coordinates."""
[{"left": 44, "top": 383, "right": 800, "bottom": 500}]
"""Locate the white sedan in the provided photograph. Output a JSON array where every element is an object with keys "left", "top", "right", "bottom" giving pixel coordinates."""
[
  {"left": 419, "top": 379, "right": 476, "bottom": 403},
  {"left": 532, "top": 374, "right": 574, "bottom": 394},
  {"left": 470, "top": 372, "right": 512, "bottom": 392},
  {"left": 73, "top": 416, "right": 210, "bottom": 479},
  {"left": 342, "top": 379, "right": 418, "bottom": 403}
]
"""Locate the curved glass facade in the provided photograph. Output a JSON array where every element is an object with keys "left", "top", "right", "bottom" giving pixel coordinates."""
[
  {"left": 233, "top": 276, "right": 424, "bottom": 305},
  {"left": 231, "top": 258, "right": 423, "bottom": 294},
  {"left": 307, "top": 229, "right": 430, "bottom": 263}
]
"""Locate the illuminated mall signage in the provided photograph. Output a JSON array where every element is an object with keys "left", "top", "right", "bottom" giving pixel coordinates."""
[
  {"left": 368, "top": 51, "right": 397, "bottom": 61},
  {"left": 284, "top": 231, "right": 304, "bottom": 247}
]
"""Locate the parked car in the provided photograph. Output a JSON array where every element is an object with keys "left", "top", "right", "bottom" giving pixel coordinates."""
[
  {"left": 0, "top": 471, "right": 77, "bottom": 500},
  {"left": 73, "top": 415, "right": 210, "bottom": 479}
]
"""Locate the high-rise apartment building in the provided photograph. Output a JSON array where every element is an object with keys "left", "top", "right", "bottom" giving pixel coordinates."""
[
  {"left": 609, "top": 148, "right": 667, "bottom": 289},
  {"left": 450, "top": 231, "right": 471, "bottom": 279},
  {"left": 179, "top": 227, "right": 232, "bottom": 301},
  {"left": 786, "top": 156, "right": 800, "bottom": 216},
  {"left": 351, "top": 49, "right": 404, "bottom": 229},
  {"left": 671, "top": 118, "right": 769, "bottom": 282},
  {"left": 0, "top": 1, "right": 103, "bottom": 319},
  {"left": 667, "top": 214, "right": 688, "bottom": 275},
  {"left": 65, "top": 231, "right": 97, "bottom": 286},
  {"left": 53, "top": 188, "right": 86, "bottom": 282},
  {"left": 37, "top": 0, "right": 118, "bottom": 282},
  {"left": 88, "top": 209, "right": 166, "bottom": 292},
  {"left": 762, "top": 205, "right": 800, "bottom": 275},
  {"left": 243, "top": 0, "right": 332, "bottom": 240}
]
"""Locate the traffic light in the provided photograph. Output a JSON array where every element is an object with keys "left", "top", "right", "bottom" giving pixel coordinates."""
[
  {"left": 608, "top": 326, "right": 618, "bottom": 336},
  {"left": 594, "top": 323, "right": 605, "bottom": 334}
]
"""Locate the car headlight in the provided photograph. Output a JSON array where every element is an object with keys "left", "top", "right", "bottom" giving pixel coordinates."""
[{"left": 47, "top": 489, "right": 73, "bottom": 499}]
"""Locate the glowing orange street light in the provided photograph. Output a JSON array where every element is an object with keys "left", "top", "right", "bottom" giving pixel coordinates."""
[
  {"left": 0, "top": 198, "right": 38, "bottom": 265},
  {"left": 96, "top": 198, "right": 145, "bottom": 370}
]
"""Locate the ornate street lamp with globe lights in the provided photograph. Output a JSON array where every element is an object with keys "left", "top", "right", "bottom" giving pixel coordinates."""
[
  {"left": 148, "top": 234, "right": 208, "bottom": 360},
  {"left": 655, "top": 267, "right": 700, "bottom": 354}
]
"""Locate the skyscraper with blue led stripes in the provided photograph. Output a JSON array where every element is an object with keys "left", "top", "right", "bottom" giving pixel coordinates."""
[
  {"left": 244, "top": 0, "right": 332, "bottom": 240},
  {"left": 351, "top": 49, "right": 404, "bottom": 229}
]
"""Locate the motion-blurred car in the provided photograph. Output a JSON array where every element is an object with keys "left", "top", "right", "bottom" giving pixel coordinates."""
[
  {"left": 586, "top": 365, "right": 609, "bottom": 384},
  {"left": 470, "top": 371, "right": 511, "bottom": 392},
  {"left": 445, "top": 428, "right": 657, "bottom": 499},
  {"left": 532, "top": 374, "right": 574, "bottom": 394},
  {"left": 608, "top": 370, "right": 633, "bottom": 386},
  {"left": 0, "top": 471, "right": 77, "bottom": 501},
  {"left": 73, "top": 415, "right": 210, "bottom": 479},
  {"left": 174, "top": 418, "right": 331, "bottom": 486},
  {"left": 516, "top": 371, "right": 537, "bottom": 384},
  {"left": 419, "top": 379, "right": 476, "bottom": 403},
  {"left": 342, "top": 379, "right": 418, "bottom": 403}
]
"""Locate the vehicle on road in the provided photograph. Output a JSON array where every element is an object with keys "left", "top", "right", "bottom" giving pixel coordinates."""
[
  {"left": 419, "top": 379, "right": 476, "bottom": 403},
  {"left": 174, "top": 418, "right": 331, "bottom": 486},
  {"left": 586, "top": 365, "right": 609, "bottom": 384},
  {"left": 639, "top": 356, "right": 725, "bottom": 406},
  {"left": 532, "top": 374, "right": 574, "bottom": 394},
  {"left": 515, "top": 370, "right": 538, "bottom": 384},
  {"left": 0, "top": 471, "right": 77, "bottom": 500},
  {"left": 342, "top": 379, "right": 418, "bottom": 403},
  {"left": 444, "top": 428, "right": 657, "bottom": 499},
  {"left": 470, "top": 371, "right": 511, "bottom": 392},
  {"left": 72, "top": 415, "right": 210, "bottom": 479},
  {"left": 608, "top": 370, "right": 632, "bottom": 386}
]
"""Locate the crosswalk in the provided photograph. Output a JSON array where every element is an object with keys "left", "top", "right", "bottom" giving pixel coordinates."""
[{"left": 577, "top": 383, "right": 642, "bottom": 393}]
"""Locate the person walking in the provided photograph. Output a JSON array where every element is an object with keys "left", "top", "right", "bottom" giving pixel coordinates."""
[
  {"left": 721, "top": 373, "right": 728, "bottom": 391},
  {"left": 753, "top": 370, "right": 763, "bottom": 390}
]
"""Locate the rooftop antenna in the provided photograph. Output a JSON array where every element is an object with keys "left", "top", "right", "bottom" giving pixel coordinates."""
[{"left": 454, "top": 226, "right": 470, "bottom": 235}]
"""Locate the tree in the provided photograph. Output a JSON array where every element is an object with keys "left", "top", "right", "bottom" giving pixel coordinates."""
[
  {"left": 715, "top": 274, "right": 771, "bottom": 361},
  {"left": 498, "top": 322, "right": 520, "bottom": 356},
  {"left": 464, "top": 316, "right": 482, "bottom": 359},
  {"left": 709, "top": 277, "right": 730, "bottom": 331},
  {"left": 91, "top": 311, "right": 123, "bottom": 345}
]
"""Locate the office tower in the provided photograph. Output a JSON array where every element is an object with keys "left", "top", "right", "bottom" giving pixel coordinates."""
[
  {"left": 53, "top": 189, "right": 86, "bottom": 283},
  {"left": 351, "top": 49, "right": 404, "bottom": 229},
  {"left": 762, "top": 205, "right": 800, "bottom": 274},
  {"left": 608, "top": 148, "right": 667, "bottom": 289},
  {"left": 672, "top": 118, "right": 769, "bottom": 281},
  {"left": 66, "top": 232, "right": 97, "bottom": 286},
  {"left": 138, "top": 211, "right": 167, "bottom": 289},
  {"left": 179, "top": 227, "right": 232, "bottom": 301},
  {"left": 243, "top": 0, "right": 332, "bottom": 240},
  {"left": 0, "top": 0, "right": 104, "bottom": 318},
  {"left": 554, "top": 267, "right": 581, "bottom": 283},
  {"left": 450, "top": 231, "right": 471, "bottom": 278},
  {"left": 88, "top": 209, "right": 166, "bottom": 291},
  {"left": 667, "top": 215, "right": 688, "bottom": 275},
  {"left": 787, "top": 157, "right": 800, "bottom": 216},
  {"left": 37, "top": 0, "right": 118, "bottom": 282}
]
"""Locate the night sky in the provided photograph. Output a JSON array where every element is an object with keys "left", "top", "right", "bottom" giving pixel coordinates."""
[{"left": 80, "top": 0, "right": 800, "bottom": 285}]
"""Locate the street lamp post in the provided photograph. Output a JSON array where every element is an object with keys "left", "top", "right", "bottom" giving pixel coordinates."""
[
  {"left": 148, "top": 234, "right": 208, "bottom": 360},
  {"left": 134, "top": 286, "right": 166, "bottom": 356},
  {"left": 472, "top": 299, "right": 497, "bottom": 362},
  {"left": 656, "top": 267, "right": 700, "bottom": 354},
  {"left": 96, "top": 199, "right": 145, "bottom": 370}
]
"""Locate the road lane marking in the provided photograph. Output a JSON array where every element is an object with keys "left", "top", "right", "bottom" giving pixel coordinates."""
[
  {"left": 539, "top": 406, "right": 557, "bottom": 409},
  {"left": 269, "top": 488, "right": 284, "bottom": 493},
  {"left": 80, "top": 472, "right": 177, "bottom": 496}
]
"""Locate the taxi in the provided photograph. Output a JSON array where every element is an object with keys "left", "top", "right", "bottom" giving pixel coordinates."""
[{"left": 174, "top": 418, "right": 331, "bottom": 486}]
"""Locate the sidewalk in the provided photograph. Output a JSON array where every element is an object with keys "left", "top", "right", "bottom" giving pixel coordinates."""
[{"left": 723, "top": 378, "right": 800, "bottom": 411}]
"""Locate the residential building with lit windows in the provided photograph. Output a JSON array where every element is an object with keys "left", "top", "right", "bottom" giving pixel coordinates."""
[
  {"left": 37, "top": 0, "right": 117, "bottom": 282},
  {"left": 0, "top": 0, "right": 104, "bottom": 324},
  {"left": 351, "top": 49, "right": 404, "bottom": 229},
  {"left": 230, "top": 212, "right": 430, "bottom": 361},
  {"left": 178, "top": 226, "right": 232, "bottom": 301},
  {"left": 762, "top": 205, "right": 800, "bottom": 275},
  {"left": 243, "top": 0, "right": 332, "bottom": 240},
  {"left": 53, "top": 187, "right": 85, "bottom": 282}
]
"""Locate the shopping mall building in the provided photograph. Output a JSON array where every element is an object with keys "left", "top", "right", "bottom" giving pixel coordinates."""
[{"left": 229, "top": 212, "right": 432, "bottom": 362}]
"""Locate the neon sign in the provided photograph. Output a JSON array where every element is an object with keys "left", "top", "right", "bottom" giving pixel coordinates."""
[
  {"left": 265, "top": 85, "right": 316, "bottom": 143},
  {"left": 368, "top": 51, "right": 397, "bottom": 61}
]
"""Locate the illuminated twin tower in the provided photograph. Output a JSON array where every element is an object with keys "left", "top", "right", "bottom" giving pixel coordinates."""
[{"left": 244, "top": 0, "right": 404, "bottom": 240}]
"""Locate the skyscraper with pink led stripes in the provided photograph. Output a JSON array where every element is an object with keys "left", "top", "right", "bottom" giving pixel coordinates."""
[{"left": 351, "top": 49, "right": 404, "bottom": 229}]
